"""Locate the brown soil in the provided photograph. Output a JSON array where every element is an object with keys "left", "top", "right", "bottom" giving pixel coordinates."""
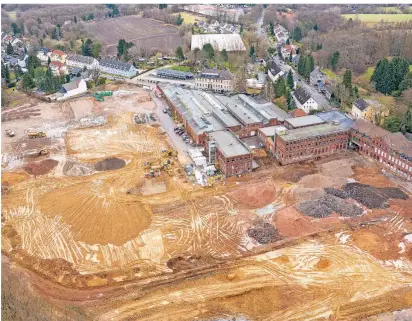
[
  {"left": 23, "top": 159, "right": 58, "bottom": 176},
  {"left": 277, "top": 166, "right": 317, "bottom": 183},
  {"left": 228, "top": 182, "right": 276, "bottom": 208},
  {"left": 1, "top": 171, "right": 30, "bottom": 186},
  {"left": 315, "top": 257, "right": 331, "bottom": 270},
  {"left": 353, "top": 165, "right": 395, "bottom": 187},
  {"left": 275, "top": 206, "right": 320, "bottom": 237}
]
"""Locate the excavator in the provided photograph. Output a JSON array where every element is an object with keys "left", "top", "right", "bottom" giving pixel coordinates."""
[{"left": 161, "top": 148, "right": 178, "bottom": 158}]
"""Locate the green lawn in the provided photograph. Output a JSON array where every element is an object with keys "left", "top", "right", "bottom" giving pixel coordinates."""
[
  {"left": 342, "top": 13, "right": 412, "bottom": 25},
  {"left": 169, "top": 65, "right": 191, "bottom": 72},
  {"left": 409, "top": 65, "right": 412, "bottom": 72},
  {"left": 321, "top": 69, "right": 341, "bottom": 82},
  {"left": 8, "top": 11, "right": 17, "bottom": 20}
]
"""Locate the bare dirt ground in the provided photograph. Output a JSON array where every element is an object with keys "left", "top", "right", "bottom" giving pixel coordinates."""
[
  {"left": 2, "top": 86, "right": 412, "bottom": 320},
  {"left": 85, "top": 16, "right": 184, "bottom": 55}
]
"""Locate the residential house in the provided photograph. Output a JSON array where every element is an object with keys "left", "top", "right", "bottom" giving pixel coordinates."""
[
  {"left": 293, "top": 87, "right": 319, "bottom": 113},
  {"left": 195, "top": 69, "right": 234, "bottom": 92},
  {"left": 3, "top": 55, "right": 18, "bottom": 67},
  {"left": 267, "top": 60, "right": 283, "bottom": 83},
  {"left": 17, "top": 53, "right": 28, "bottom": 69},
  {"left": 292, "top": 54, "right": 300, "bottom": 66},
  {"left": 351, "top": 98, "right": 390, "bottom": 125},
  {"left": 50, "top": 61, "right": 67, "bottom": 76},
  {"left": 11, "top": 38, "right": 24, "bottom": 50},
  {"left": 66, "top": 54, "right": 99, "bottom": 70},
  {"left": 98, "top": 59, "right": 137, "bottom": 78},
  {"left": 37, "top": 48, "right": 51, "bottom": 64},
  {"left": 50, "top": 50, "right": 67, "bottom": 64},
  {"left": 310, "top": 67, "right": 326, "bottom": 87},
  {"left": 321, "top": 84, "right": 335, "bottom": 101},
  {"left": 281, "top": 45, "right": 296, "bottom": 61},
  {"left": 58, "top": 78, "right": 88, "bottom": 99}
]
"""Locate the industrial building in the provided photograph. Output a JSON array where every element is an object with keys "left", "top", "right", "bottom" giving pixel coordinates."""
[
  {"left": 206, "top": 130, "right": 253, "bottom": 177},
  {"left": 153, "top": 68, "right": 194, "bottom": 80},
  {"left": 350, "top": 118, "right": 412, "bottom": 180}
]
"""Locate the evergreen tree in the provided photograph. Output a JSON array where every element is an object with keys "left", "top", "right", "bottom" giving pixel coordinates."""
[
  {"left": 91, "top": 42, "right": 102, "bottom": 58},
  {"left": 375, "top": 59, "right": 394, "bottom": 94},
  {"left": 65, "top": 74, "right": 70, "bottom": 83},
  {"left": 287, "top": 90, "right": 296, "bottom": 110},
  {"left": 6, "top": 42, "right": 13, "bottom": 55},
  {"left": 292, "top": 26, "right": 302, "bottom": 42},
  {"left": 159, "top": 4, "right": 168, "bottom": 9},
  {"left": 37, "top": 17, "right": 42, "bottom": 24},
  {"left": 19, "top": 21, "right": 24, "bottom": 36},
  {"left": 176, "top": 14, "right": 184, "bottom": 26},
  {"left": 391, "top": 57, "right": 409, "bottom": 91},
  {"left": 384, "top": 116, "right": 402, "bottom": 133},
  {"left": 51, "top": 28, "right": 58, "bottom": 40},
  {"left": 47, "top": 56, "right": 51, "bottom": 66},
  {"left": 14, "top": 64, "right": 22, "bottom": 77},
  {"left": 313, "top": 24, "right": 318, "bottom": 31},
  {"left": 277, "top": 46, "right": 282, "bottom": 59},
  {"left": 298, "top": 55, "right": 305, "bottom": 76},
  {"left": 269, "top": 22, "right": 274, "bottom": 36},
  {"left": 286, "top": 38, "right": 290, "bottom": 45},
  {"left": 87, "top": 13, "right": 94, "bottom": 21},
  {"left": 40, "top": 38, "right": 43, "bottom": 47},
  {"left": 289, "top": 51, "right": 293, "bottom": 62},
  {"left": 353, "top": 86, "right": 359, "bottom": 98},
  {"left": 1, "top": 62, "right": 5, "bottom": 78},
  {"left": 249, "top": 45, "right": 255, "bottom": 57},
  {"left": 274, "top": 77, "right": 287, "bottom": 98},
  {"left": 331, "top": 51, "right": 340, "bottom": 71},
  {"left": 304, "top": 55, "right": 314, "bottom": 78},
  {"left": 5, "top": 65, "right": 10, "bottom": 83},
  {"left": 113, "top": 7, "right": 120, "bottom": 16},
  {"left": 74, "top": 16, "right": 77, "bottom": 23},
  {"left": 22, "top": 72, "right": 35, "bottom": 90},
  {"left": 220, "top": 49, "right": 228, "bottom": 62},
  {"left": 287, "top": 69, "right": 294, "bottom": 89},
  {"left": 202, "top": 43, "right": 215, "bottom": 59},
  {"left": 399, "top": 72, "right": 412, "bottom": 91},
  {"left": 11, "top": 22, "right": 19, "bottom": 35},
  {"left": 176, "top": 46, "right": 184, "bottom": 61},
  {"left": 342, "top": 69, "right": 352, "bottom": 92},
  {"left": 401, "top": 105, "right": 412, "bottom": 133},
  {"left": 240, "top": 24, "right": 243, "bottom": 34},
  {"left": 371, "top": 58, "right": 386, "bottom": 83}
]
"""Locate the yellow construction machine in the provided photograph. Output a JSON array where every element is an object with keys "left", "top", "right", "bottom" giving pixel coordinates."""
[
  {"left": 161, "top": 148, "right": 178, "bottom": 158},
  {"left": 28, "top": 131, "right": 47, "bottom": 139}
]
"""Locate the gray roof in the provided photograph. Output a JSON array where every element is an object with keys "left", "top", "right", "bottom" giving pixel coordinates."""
[
  {"left": 99, "top": 59, "right": 133, "bottom": 71},
  {"left": 310, "top": 67, "right": 325, "bottom": 78},
  {"left": 353, "top": 98, "right": 369, "bottom": 111},
  {"left": 293, "top": 87, "right": 312, "bottom": 105},
  {"left": 281, "top": 123, "right": 350, "bottom": 142},
  {"left": 215, "top": 95, "right": 262, "bottom": 125},
  {"left": 285, "top": 115, "right": 325, "bottom": 128},
  {"left": 317, "top": 111, "right": 354, "bottom": 129},
  {"left": 208, "top": 130, "right": 251, "bottom": 157},
  {"left": 259, "top": 125, "right": 287, "bottom": 137},
  {"left": 268, "top": 60, "right": 282, "bottom": 76},
  {"left": 61, "top": 78, "right": 82, "bottom": 92},
  {"left": 67, "top": 54, "right": 95, "bottom": 65},
  {"left": 196, "top": 69, "right": 233, "bottom": 80}
]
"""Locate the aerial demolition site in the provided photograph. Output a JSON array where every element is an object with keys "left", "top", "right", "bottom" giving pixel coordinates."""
[{"left": 2, "top": 84, "right": 412, "bottom": 320}]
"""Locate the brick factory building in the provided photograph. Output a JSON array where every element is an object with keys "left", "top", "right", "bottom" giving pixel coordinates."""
[
  {"left": 274, "top": 111, "right": 354, "bottom": 165},
  {"left": 195, "top": 69, "right": 234, "bottom": 93},
  {"left": 350, "top": 119, "right": 412, "bottom": 180},
  {"left": 206, "top": 130, "right": 253, "bottom": 177}
]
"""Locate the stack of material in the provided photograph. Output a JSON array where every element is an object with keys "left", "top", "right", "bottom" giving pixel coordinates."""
[{"left": 247, "top": 220, "right": 281, "bottom": 244}]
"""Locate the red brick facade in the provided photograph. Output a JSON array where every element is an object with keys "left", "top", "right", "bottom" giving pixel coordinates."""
[
  {"left": 275, "top": 130, "right": 350, "bottom": 165},
  {"left": 213, "top": 146, "right": 253, "bottom": 177}
]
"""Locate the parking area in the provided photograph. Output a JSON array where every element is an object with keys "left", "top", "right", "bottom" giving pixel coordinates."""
[{"left": 152, "top": 95, "right": 191, "bottom": 165}]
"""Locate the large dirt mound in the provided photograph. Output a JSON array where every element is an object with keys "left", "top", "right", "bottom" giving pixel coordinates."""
[
  {"left": 63, "top": 160, "right": 94, "bottom": 176},
  {"left": 229, "top": 182, "right": 276, "bottom": 208},
  {"left": 24, "top": 159, "right": 58, "bottom": 176},
  {"left": 94, "top": 157, "right": 126, "bottom": 171}
]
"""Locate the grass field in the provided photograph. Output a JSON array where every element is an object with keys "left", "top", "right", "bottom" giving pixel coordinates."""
[
  {"left": 342, "top": 13, "right": 412, "bottom": 25},
  {"left": 321, "top": 69, "right": 342, "bottom": 82},
  {"left": 8, "top": 11, "right": 17, "bottom": 20},
  {"left": 172, "top": 11, "right": 207, "bottom": 24},
  {"left": 169, "top": 65, "right": 191, "bottom": 72}
]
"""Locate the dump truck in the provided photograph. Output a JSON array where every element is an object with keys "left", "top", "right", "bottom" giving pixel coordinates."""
[
  {"left": 28, "top": 131, "right": 47, "bottom": 139},
  {"left": 5, "top": 129, "right": 15, "bottom": 137}
]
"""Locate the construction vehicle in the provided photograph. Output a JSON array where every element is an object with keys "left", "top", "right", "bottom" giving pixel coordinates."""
[
  {"left": 92, "top": 91, "right": 113, "bottom": 102},
  {"left": 5, "top": 129, "right": 15, "bottom": 137},
  {"left": 28, "top": 131, "right": 47, "bottom": 139},
  {"left": 161, "top": 148, "right": 178, "bottom": 158},
  {"left": 25, "top": 149, "right": 49, "bottom": 158}
]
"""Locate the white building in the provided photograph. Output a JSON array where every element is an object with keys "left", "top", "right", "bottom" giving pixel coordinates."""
[
  {"left": 195, "top": 69, "right": 234, "bottom": 93},
  {"left": 98, "top": 59, "right": 137, "bottom": 78},
  {"left": 59, "top": 78, "right": 87, "bottom": 99},
  {"left": 293, "top": 87, "right": 319, "bottom": 114},
  {"left": 267, "top": 60, "right": 283, "bottom": 83},
  {"left": 37, "top": 48, "right": 51, "bottom": 64},
  {"left": 191, "top": 34, "right": 246, "bottom": 52},
  {"left": 66, "top": 54, "right": 99, "bottom": 70}
]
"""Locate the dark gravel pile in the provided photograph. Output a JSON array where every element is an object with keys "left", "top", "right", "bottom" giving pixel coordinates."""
[
  {"left": 247, "top": 221, "right": 280, "bottom": 244},
  {"left": 297, "top": 194, "right": 363, "bottom": 218},
  {"left": 94, "top": 157, "right": 126, "bottom": 171},
  {"left": 380, "top": 187, "right": 409, "bottom": 200},
  {"left": 297, "top": 200, "right": 332, "bottom": 218},
  {"left": 324, "top": 187, "right": 349, "bottom": 199}
]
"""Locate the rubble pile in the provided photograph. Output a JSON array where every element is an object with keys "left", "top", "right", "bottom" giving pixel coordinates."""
[{"left": 247, "top": 220, "right": 281, "bottom": 244}]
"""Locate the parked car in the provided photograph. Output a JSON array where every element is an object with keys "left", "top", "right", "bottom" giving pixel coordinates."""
[{"left": 163, "top": 109, "right": 168, "bottom": 113}]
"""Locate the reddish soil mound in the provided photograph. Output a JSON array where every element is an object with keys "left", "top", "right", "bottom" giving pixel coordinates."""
[
  {"left": 24, "top": 159, "right": 58, "bottom": 176},
  {"left": 275, "top": 206, "right": 320, "bottom": 237},
  {"left": 229, "top": 182, "right": 276, "bottom": 208}
]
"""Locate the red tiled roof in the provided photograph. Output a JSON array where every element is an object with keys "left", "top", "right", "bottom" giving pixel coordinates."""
[
  {"left": 52, "top": 49, "right": 66, "bottom": 57},
  {"left": 50, "top": 61, "right": 64, "bottom": 68},
  {"left": 289, "top": 109, "right": 307, "bottom": 118}
]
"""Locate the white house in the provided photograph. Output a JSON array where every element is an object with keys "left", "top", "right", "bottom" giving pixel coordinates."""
[
  {"left": 293, "top": 87, "right": 319, "bottom": 114},
  {"left": 66, "top": 54, "right": 99, "bottom": 70},
  {"left": 37, "top": 48, "right": 51, "bottom": 64},
  {"left": 98, "top": 59, "right": 137, "bottom": 78},
  {"left": 267, "top": 60, "right": 283, "bottom": 83},
  {"left": 59, "top": 78, "right": 87, "bottom": 99}
]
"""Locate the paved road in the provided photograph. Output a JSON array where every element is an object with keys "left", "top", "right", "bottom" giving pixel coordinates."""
[
  {"left": 256, "top": 8, "right": 266, "bottom": 36},
  {"left": 270, "top": 55, "right": 330, "bottom": 109},
  {"left": 152, "top": 94, "right": 191, "bottom": 165}
]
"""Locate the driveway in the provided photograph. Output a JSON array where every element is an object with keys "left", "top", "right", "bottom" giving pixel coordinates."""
[
  {"left": 270, "top": 55, "right": 330, "bottom": 109},
  {"left": 152, "top": 95, "right": 191, "bottom": 165}
]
